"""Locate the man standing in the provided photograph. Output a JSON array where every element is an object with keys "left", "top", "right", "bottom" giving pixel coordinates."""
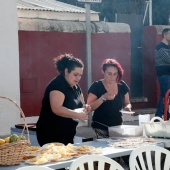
[{"left": 155, "top": 28, "right": 170, "bottom": 118}]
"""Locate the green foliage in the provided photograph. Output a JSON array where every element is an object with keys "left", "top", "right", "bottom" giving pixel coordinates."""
[
  {"left": 91, "top": 0, "right": 115, "bottom": 22},
  {"left": 58, "top": 0, "right": 170, "bottom": 25},
  {"left": 152, "top": 0, "right": 170, "bottom": 25}
]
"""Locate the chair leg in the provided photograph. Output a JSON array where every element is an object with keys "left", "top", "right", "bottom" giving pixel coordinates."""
[{"left": 121, "top": 155, "right": 130, "bottom": 167}]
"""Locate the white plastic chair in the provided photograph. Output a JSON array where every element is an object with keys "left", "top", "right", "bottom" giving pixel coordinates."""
[
  {"left": 129, "top": 145, "right": 170, "bottom": 170},
  {"left": 16, "top": 166, "right": 53, "bottom": 170},
  {"left": 69, "top": 155, "right": 124, "bottom": 170}
]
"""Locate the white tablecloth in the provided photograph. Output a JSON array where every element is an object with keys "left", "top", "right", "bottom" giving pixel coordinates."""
[{"left": 1, "top": 137, "right": 169, "bottom": 170}]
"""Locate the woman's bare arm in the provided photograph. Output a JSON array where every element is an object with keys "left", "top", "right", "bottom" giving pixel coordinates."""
[
  {"left": 87, "top": 93, "right": 103, "bottom": 111},
  {"left": 50, "top": 90, "right": 88, "bottom": 121},
  {"left": 124, "top": 92, "right": 132, "bottom": 111}
]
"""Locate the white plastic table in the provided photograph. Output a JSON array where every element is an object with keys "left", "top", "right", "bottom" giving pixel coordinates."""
[{"left": 0, "top": 137, "right": 169, "bottom": 170}]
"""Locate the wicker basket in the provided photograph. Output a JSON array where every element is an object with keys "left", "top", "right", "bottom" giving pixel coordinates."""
[{"left": 0, "top": 96, "right": 30, "bottom": 166}]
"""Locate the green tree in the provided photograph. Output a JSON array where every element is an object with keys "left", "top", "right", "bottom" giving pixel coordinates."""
[
  {"left": 91, "top": 0, "right": 115, "bottom": 22},
  {"left": 58, "top": 0, "right": 170, "bottom": 25},
  {"left": 152, "top": 0, "right": 170, "bottom": 25}
]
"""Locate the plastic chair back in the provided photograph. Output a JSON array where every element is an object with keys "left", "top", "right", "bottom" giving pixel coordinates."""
[
  {"left": 129, "top": 145, "right": 170, "bottom": 170},
  {"left": 69, "top": 155, "right": 124, "bottom": 170}
]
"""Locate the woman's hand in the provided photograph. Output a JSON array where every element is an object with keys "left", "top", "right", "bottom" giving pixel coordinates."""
[
  {"left": 124, "top": 103, "right": 132, "bottom": 111},
  {"left": 83, "top": 104, "right": 91, "bottom": 113},
  {"left": 74, "top": 108, "right": 89, "bottom": 122},
  {"left": 102, "top": 91, "right": 117, "bottom": 101}
]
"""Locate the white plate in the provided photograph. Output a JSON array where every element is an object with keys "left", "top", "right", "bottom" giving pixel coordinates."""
[
  {"left": 74, "top": 145, "right": 95, "bottom": 154},
  {"left": 42, "top": 142, "right": 64, "bottom": 149},
  {"left": 90, "top": 147, "right": 103, "bottom": 154},
  {"left": 56, "top": 156, "right": 73, "bottom": 162},
  {"left": 38, "top": 153, "right": 62, "bottom": 161},
  {"left": 119, "top": 110, "right": 135, "bottom": 114},
  {"left": 25, "top": 157, "right": 49, "bottom": 165}
]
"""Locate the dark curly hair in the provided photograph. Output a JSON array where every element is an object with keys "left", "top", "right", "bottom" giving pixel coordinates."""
[
  {"left": 101, "top": 58, "right": 124, "bottom": 83},
  {"left": 162, "top": 28, "right": 170, "bottom": 38},
  {"left": 54, "top": 53, "right": 84, "bottom": 75}
]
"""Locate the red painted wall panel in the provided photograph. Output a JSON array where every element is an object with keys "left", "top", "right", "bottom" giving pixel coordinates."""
[
  {"left": 142, "top": 26, "right": 162, "bottom": 108},
  {"left": 19, "top": 31, "right": 131, "bottom": 117},
  {"left": 91, "top": 33, "right": 131, "bottom": 86}
]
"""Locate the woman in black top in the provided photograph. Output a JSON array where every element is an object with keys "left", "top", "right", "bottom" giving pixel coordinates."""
[
  {"left": 36, "top": 54, "right": 91, "bottom": 146},
  {"left": 87, "top": 58, "right": 131, "bottom": 138}
]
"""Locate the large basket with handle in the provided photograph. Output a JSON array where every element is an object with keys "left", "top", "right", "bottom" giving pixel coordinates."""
[{"left": 0, "top": 96, "right": 30, "bottom": 166}]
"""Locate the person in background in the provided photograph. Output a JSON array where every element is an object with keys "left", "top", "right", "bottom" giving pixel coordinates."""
[
  {"left": 155, "top": 28, "right": 170, "bottom": 119},
  {"left": 36, "top": 53, "right": 91, "bottom": 146},
  {"left": 87, "top": 58, "right": 131, "bottom": 139}
]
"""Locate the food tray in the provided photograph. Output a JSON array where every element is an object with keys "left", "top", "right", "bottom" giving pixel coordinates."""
[{"left": 143, "top": 117, "right": 170, "bottom": 138}]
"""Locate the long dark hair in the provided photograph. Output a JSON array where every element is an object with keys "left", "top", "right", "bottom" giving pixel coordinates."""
[{"left": 54, "top": 53, "right": 84, "bottom": 75}]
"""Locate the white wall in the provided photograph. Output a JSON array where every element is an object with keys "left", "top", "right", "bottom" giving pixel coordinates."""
[{"left": 0, "top": 0, "right": 21, "bottom": 136}]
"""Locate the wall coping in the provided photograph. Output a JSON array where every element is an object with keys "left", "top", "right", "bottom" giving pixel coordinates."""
[
  {"left": 18, "top": 18, "right": 131, "bottom": 33},
  {"left": 150, "top": 25, "right": 170, "bottom": 35}
]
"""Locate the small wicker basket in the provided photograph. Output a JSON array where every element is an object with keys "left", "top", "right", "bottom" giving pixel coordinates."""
[{"left": 0, "top": 96, "right": 30, "bottom": 166}]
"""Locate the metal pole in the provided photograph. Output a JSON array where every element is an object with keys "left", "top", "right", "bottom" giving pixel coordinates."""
[
  {"left": 149, "top": 0, "right": 152, "bottom": 26},
  {"left": 143, "top": 1, "right": 149, "bottom": 25},
  {"left": 85, "top": 3, "right": 92, "bottom": 126},
  {"left": 115, "top": 13, "right": 117, "bottom": 23}
]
